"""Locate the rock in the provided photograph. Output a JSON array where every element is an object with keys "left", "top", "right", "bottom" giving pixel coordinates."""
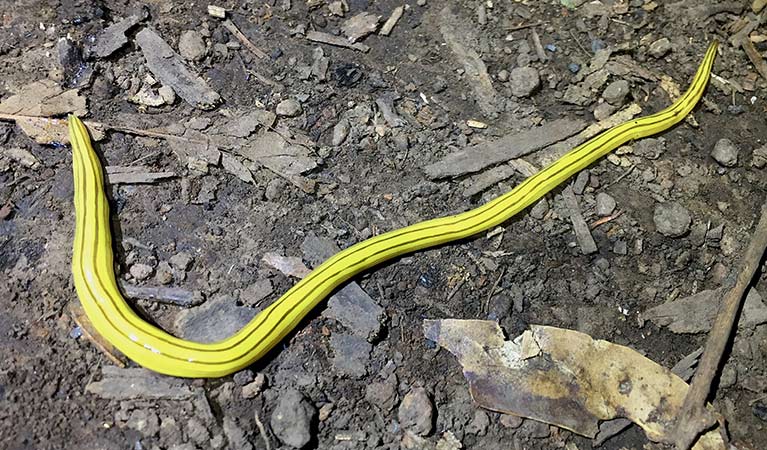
[
  {"left": 330, "top": 334, "right": 372, "bottom": 377},
  {"left": 175, "top": 294, "right": 257, "bottom": 343},
  {"left": 497, "top": 69, "right": 509, "bottom": 82},
  {"left": 602, "top": 80, "right": 629, "bottom": 105},
  {"left": 649, "top": 37, "right": 672, "bottom": 58},
  {"left": 613, "top": 240, "right": 628, "bottom": 255},
  {"left": 240, "top": 279, "right": 273, "bottom": 307},
  {"left": 222, "top": 416, "right": 253, "bottom": 450},
  {"left": 341, "top": 12, "right": 380, "bottom": 43},
  {"left": 170, "top": 252, "right": 194, "bottom": 271},
  {"left": 186, "top": 417, "right": 211, "bottom": 445},
  {"left": 500, "top": 413, "right": 524, "bottom": 428},
  {"left": 711, "top": 138, "right": 739, "bottom": 167},
  {"left": 509, "top": 67, "right": 540, "bottom": 97},
  {"left": 653, "top": 202, "right": 691, "bottom": 237},
  {"left": 233, "top": 369, "right": 254, "bottom": 386},
  {"left": 130, "top": 263, "right": 154, "bottom": 281},
  {"left": 466, "top": 410, "right": 490, "bottom": 435},
  {"left": 155, "top": 261, "right": 173, "bottom": 285},
  {"left": 593, "top": 101, "right": 617, "bottom": 120},
  {"left": 332, "top": 118, "right": 350, "bottom": 146},
  {"left": 241, "top": 373, "right": 266, "bottom": 399},
  {"left": 397, "top": 387, "right": 434, "bottom": 436},
  {"left": 271, "top": 388, "right": 316, "bottom": 449},
  {"left": 276, "top": 99, "right": 302, "bottom": 117},
  {"left": 365, "top": 373, "right": 398, "bottom": 411},
  {"left": 595, "top": 192, "right": 616, "bottom": 216},
  {"left": 158, "top": 85, "right": 176, "bottom": 104},
  {"left": 752, "top": 145, "right": 767, "bottom": 168},
  {"left": 529, "top": 198, "right": 549, "bottom": 220},
  {"left": 179, "top": 30, "right": 207, "bottom": 61},
  {"left": 126, "top": 409, "right": 160, "bottom": 436}
]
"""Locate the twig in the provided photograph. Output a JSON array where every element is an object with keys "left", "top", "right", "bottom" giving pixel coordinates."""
[
  {"left": 608, "top": 164, "right": 635, "bottom": 187},
  {"left": 222, "top": 19, "right": 268, "bottom": 59},
  {"left": 483, "top": 267, "right": 506, "bottom": 315},
  {"left": 254, "top": 409, "right": 272, "bottom": 450},
  {"left": 530, "top": 28, "right": 548, "bottom": 63},
  {"left": 506, "top": 21, "right": 546, "bottom": 32},
  {"left": 590, "top": 210, "right": 623, "bottom": 230},
  {"left": 672, "top": 204, "right": 767, "bottom": 449}
]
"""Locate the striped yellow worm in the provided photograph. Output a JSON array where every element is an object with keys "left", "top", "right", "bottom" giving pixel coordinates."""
[{"left": 70, "top": 41, "right": 718, "bottom": 377}]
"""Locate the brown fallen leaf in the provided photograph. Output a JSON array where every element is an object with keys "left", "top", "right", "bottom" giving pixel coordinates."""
[{"left": 423, "top": 319, "right": 725, "bottom": 450}]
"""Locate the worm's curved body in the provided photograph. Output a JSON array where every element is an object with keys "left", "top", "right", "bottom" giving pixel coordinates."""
[{"left": 70, "top": 42, "right": 717, "bottom": 377}]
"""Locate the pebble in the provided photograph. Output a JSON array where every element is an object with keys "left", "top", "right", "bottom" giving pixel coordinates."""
[
  {"left": 330, "top": 333, "right": 372, "bottom": 377},
  {"left": 711, "top": 138, "right": 739, "bottom": 167},
  {"left": 169, "top": 252, "right": 194, "bottom": 271},
  {"left": 129, "top": 263, "right": 154, "bottom": 281},
  {"left": 529, "top": 198, "right": 549, "bottom": 220},
  {"left": 397, "top": 387, "right": 434, "bottom": 436},
  {"left": 241, "top": 373, "right": 266, "bottom": 399},
  {"left": 613, "top": 239, "right": 628, "bottom": 255},
  {"left": 593, "top": 101, "right": 618, "bottom": 120},
  {"left": 649, "top": 37, "right": 672, "bottom": 58},
  {"left": 126, "top": 409, "right": 160, "bottom": 436},
  {"left": 653, "top": 202, "right": 692, "bottom": 237},
  {"left": 466, "top": 410, "right": 490, "bottom": 435},
  {"left": 509, "top": 67, "right": 540, "bottom": 97},
  {"left": 568, "top": 63, "right": 580, "bottom": 74},
  {"left": 178, "top": 30, "right": 207, "bottom": 61},
  {"left": 500, "top": 414, "right": 524, "bottom": 429},
  {"left": 497, "top": 69, "right": 509, "bottom": 82},
  {"left": 365, "top": 373, "right": 398, "bottom": 412},
  {"left": 332, "top": 118, "right": 350, "bottom": 146},
  {"left": 752, "top": 145, "right": 767, "bottom": 168},
  {"left": 186, "top": 417, "right": 211, "bottom": 445},
  {"left": 233, "top": 369, "right": 254, "bottom": 386},
  {"left": 271, "top": 388, "right": 316, "bottom": 449},
  {"left": 276, "top": 98, "right": 303, "bottom": 117},
  {"left": 595, "top": 192, "right": 616, "bottom": 216},
  {"left": 602, "top": 80, "right": 629, "bottom": 105},
  {"left": 155, "top": 261, "right": 173, "bottom": 285}
]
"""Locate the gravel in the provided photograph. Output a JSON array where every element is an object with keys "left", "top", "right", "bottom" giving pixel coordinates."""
[
  {"left": 129, "top": 263, "right": 153, "bottom": 281},
  {"left": 711, "top": 138, "right": 739, "bottom": 167},
  {"left": 509, "top": 67, "right": 540, "bottom": 97},
  {"left": 397, "top": 387, "right": 434, "bottom": 436},
  {"left": 649, "top": 37, "right": 672, "bottom": 58},
  {"left": 276, "top": 98, "right": 303, "bottom": 117},
  {"left": 602, "top": 80, "right": 629, "bottom": 105},
  {"left": 595, "top": 192, "right": 617, "bottom": 216},
  {"left": 178, "top": 30, "right": 207, "bottom": 61},
  {"left": 271, "top": 388, "right": 316, "bottom": 448},
  {"left": 653, "top": 202, "right": 692, "bottom": 237}
]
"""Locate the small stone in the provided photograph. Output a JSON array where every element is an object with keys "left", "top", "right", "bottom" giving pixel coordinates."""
[
  {"left": 364, "top": 373, "right": 398, "bottom": 412},
  {"left": 649, "top": 37, "right": 672, "bottom": 58},
  {"left": 711, "top": 138, "right": 739, "bottom": 167},
  {"left": 602, "top": 80, "right": 629, "bottom": 105},
  {"left": 497, "top": 69, "right": 509, "bottom": 82},
  {"left": 186, "top": 417, "right": 211, "bottom": 445},
  {"left": 595, "top": 192, "right": 616, "bottom": 216},
  {"left": 233, "top": 369, "right": 254, "bottom": 386},
  {"left": 330, "top": 334, "right": 372, "bottom": 377},
  {"left": 265, "top": 178, "right": 288, "bottom": 201},
  {"left": 130, "top": 263, "right": 153, "bottom": 281},
  {"left": 397, "top": 387, "right": 434, "bottom": 436},
  {"left": 318, "top": 403, "right": 334, "bottom": 421},
  {"left": 158, "top": 85, "right": 176, "bottom": 104},
  {"left": 155, "top": 261, "right": 173, "bottom": 285},
  {"left": 178, "top": 30, "right": 207, "bottom": 61},
  {"left": 332, "top": 118, "right": 350, "bottom": 146},
  {"left": 509, "top": 67, "right": 540, "bottom": 97},
  {"left": 752, "top": 145, "right": 767, "bottom": 168},
  {"left": 271, "top": 388, "right": 316, "bottom": 449},
  {"left": 529, "top": 198, "right": 549, "bottom": 220},
  {"left": 593, "top": 101, "right": 617, "bottom": 120},
  {"left": 500, "top": 413, "right": 524, "bottom": 429},
  {"left": 653, "top": 202, "right": 692, "bottom": 238},
  {"left": 126, "top": 409, "right": 160, "bottom": 437},
  {"left": 169, "top": 252, "right": 194, "bottom": 271},
  {"left": 241, "top": 373, "right": 266, "bottom": 399},
  {"left": 466, "top": 410, "right": 490, "bottom": 435},
  {"left": 276, "top": 98, "right": 303, "bottom": 117},
  {"left": 613, "top": 239, "right": 628, "bottom": 255},
  {"left": 568, "top": 63, "right": 580, "bottom": 73}
]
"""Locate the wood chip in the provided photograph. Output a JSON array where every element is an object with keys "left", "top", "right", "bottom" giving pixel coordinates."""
[
  {"left": 222, "top": 19, "right": 268, "bottom": 59},
  {"left": 341, "top": 12, "right": 380, "bottom": 43},
  {"left": 562, "top": 184, "right": 597, "bottom": 255},
  {"left": 0, "top": 79, "right": 87, "bottom": 117},
  {"left": 306, "top": 30, "right": 370, "bottom": 52},
  {"left": 380, "top": 6, "right": 404, "bottom": 36},
  {"left": 424, "top": 118, "right": 586, "bottom": 179},
  {"left": 88, "top": 11, "right": 146, "bottom": 58},
  {"left": 135, "top": 28, "right": 221, "bottom": 110},
  {"left": 208, "top": 4, "right": 227, "bottom": 18},
  {"left": 104, "top": 165, "right": 175, "bottom": 184}
]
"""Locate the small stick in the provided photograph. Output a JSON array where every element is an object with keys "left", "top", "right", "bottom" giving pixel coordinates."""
[
  {"left": 530, "top": 28, "right": 548, "bottom": 63},
  {"left": 254, "top": 409, "right": 272, "bottom": 450},
  {"left": 506, "top": 21, "right": 546, "bottom": 32},
  {"left": 672, "top": 204, "right": 767, "bottom": 449},
  {"left": 590, "top": 210, "right": 623, "bottom": 230},
  {"left": 222, "top": 19, "right": 268, "bottom": 59}
]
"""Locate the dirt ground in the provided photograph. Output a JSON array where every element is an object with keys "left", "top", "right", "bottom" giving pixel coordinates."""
[{"left": 1, "top": 0, "right": 767, "bottom": 449}]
